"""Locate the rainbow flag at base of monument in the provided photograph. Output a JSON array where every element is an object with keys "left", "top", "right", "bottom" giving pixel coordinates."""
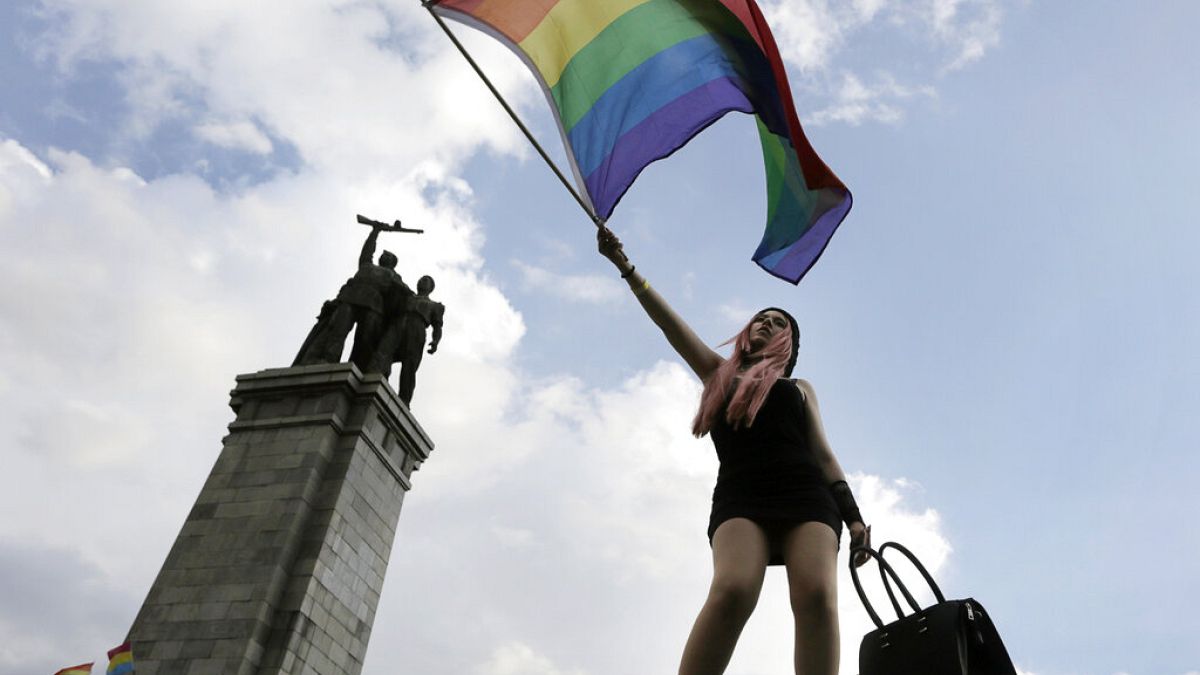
[
  {"left": 53, "top": 664, "right": 93, "bottom": 675},
  {"left": 430, "top": 0, "right": 851, "bottom": 283},
  {"left": 106, "top": 642, "right": 134, "bottom": 675}
]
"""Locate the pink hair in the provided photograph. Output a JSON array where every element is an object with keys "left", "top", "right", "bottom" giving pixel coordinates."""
[{"left": 692, "top": 318, "right": 794, "bottom": 437}]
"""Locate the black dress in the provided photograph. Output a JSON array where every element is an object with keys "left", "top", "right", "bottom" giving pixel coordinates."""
[{"left": 708, "top": 378, "right": 842, "bottom": 566}]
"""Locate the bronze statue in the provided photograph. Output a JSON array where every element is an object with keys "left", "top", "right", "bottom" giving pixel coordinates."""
[
  {"left": 369, "top": 274, "right": 444, "bottom": 406},
  {"left": 294, "top": 216, "right": 416, "bottom": 370},
  {"left": 295, "top": 214, "right": 443, "bottom": 407}
]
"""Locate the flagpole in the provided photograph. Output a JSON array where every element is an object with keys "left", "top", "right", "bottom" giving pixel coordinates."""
[{"left": 423, "top": 1, "right": 605, "bottom": 228}]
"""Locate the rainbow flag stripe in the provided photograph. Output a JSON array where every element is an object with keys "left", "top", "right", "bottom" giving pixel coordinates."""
[
  {"left": 53, "top": 664, "right": 93, "bottom": 675},
  {"left": 106, "top": 642, "right": 133, "bottom": 675},
  {"left": 432, "top": 0, "right": 851, "bottom": 283}
]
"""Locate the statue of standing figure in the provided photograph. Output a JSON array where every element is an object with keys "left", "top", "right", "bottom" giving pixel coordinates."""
[
  {"left": 369, "top": 274, "right": 444, "bottom": 406},
  {"left": 294, "top": 215, "right": 444, "bottom": 406}
]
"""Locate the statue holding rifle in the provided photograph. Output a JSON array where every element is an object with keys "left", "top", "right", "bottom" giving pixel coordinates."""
[{"left": 294, "top": 215, "right": 441, "bottom": 406}]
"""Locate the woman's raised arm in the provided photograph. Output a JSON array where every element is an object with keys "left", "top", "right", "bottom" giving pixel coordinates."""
[{"left": 597, "top": 226, "right": 723, "bottom": 381}]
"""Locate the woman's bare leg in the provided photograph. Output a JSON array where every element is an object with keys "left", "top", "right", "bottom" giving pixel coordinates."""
[
  {"left": 678, "top": 518, "right": 770, "bottom": 675},
  {"left": 781, "top": 522, "right": 840, "bottom": 675}
]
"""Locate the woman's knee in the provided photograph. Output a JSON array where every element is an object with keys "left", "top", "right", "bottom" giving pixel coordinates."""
[
  {"left": 788, "top": 580, "right": 836, "bottom": 620},
  {"left": 707, "top": 574, "right": 762, "bottom": 620}
]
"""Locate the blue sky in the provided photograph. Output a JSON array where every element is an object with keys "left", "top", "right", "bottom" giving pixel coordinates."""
[{"left": 2, "top": 1, "right": 1197, "bottom": 674}]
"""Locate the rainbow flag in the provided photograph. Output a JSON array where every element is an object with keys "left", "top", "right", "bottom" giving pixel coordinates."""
[
  {"left": 106, "top": 642, "right": 134, "bottom": 675},
  {"left": 431, "top": 0, "right": 851, "bottom": 283},
  {"left": 53, "top": 664, "right": 93, "bottom": 675}
]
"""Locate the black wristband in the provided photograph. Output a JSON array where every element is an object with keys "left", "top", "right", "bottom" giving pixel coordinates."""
[
  {"left": 620, "top": 264, "right": 637, "bottom": 279},
  {"left": 829, "top": 480, "right": 864, "bottom": 526}
]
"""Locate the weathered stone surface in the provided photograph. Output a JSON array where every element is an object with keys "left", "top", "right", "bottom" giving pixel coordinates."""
[{"left": 127, "top": 363, "right": 433, "bottom": 675}]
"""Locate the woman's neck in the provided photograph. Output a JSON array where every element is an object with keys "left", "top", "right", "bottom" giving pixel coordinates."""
[{"left": 738, "top": 353, "right": 763, "bottom": 372}]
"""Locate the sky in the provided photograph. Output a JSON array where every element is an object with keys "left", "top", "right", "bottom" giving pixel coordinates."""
[{"left": 1, "top": 1, "right": 1198, "bottom": 674}]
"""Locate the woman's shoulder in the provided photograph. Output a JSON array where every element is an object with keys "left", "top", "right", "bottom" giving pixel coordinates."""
[{"left": 788, "top": 377, "right": 818, "bottom": 404}]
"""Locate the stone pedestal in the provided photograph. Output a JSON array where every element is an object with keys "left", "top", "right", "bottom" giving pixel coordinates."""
[{"left": 127, "top": 363, "right": 433, "bottom": 675}]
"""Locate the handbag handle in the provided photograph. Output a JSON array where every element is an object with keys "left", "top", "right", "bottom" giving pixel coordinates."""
[
  {"left": 877, "top": 541, "right": 946, "bottom": 619},
  {"left": 849, "top": 544, "right": 922, "bottom": 629}
]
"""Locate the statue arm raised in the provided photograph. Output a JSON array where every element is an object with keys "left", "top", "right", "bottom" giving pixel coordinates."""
[{"left": 359, "top": 225, "right": 381, "bottom": 267}]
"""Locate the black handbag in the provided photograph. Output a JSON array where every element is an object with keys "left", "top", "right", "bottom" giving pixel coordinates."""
[{"left": 850, "top": 541, "right": 1017, "bottom": 675}]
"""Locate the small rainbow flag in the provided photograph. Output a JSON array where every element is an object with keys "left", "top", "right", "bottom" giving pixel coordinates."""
[
  {"left": 106, "top": 642, "right": 134, "bottom": 675},
  {"left": 53, "top": 664, "right": 93, "bottom": 675},
  {"left": 431, "top": 0, "right": 851, "bottom": 283}
]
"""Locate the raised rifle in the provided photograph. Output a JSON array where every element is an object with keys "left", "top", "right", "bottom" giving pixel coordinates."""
[{"left": 356, "top": 214, "right": 424, "bottom": 234}]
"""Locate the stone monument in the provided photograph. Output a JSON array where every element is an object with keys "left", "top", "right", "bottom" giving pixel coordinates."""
[{"left": 125, "top": 216, "right": 440, "bottom": 674}]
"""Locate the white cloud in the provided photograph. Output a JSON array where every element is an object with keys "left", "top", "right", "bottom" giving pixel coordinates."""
[
  {"left": 0, "top": 140, "right": 53, "bottom": 215},
  {"left": 853, "top": 0, "right": 891, "bottom": 23},
  {"left": 19, "top": 399, "right": 152, "bottom": 468},
  {"left": 761, "top": 0, "right": 1007, "bottom": 73},
  {"left": 512, "top": 260, "right": 624, "bottom": 304},
  {"left": 717, "top": 301, "right": 757, "bottom": 325},
  {"left": 810, "top": 71, "right": 938, "bottom": 126},
  {"left": 926, "top": 0, "right": 1005, "bottom": 71},
  {"left": 0, "top": 139, "right": 52, "bottom": 180},
  {"left": 34, "top": 0, "right": 537, "bottom": 175},
  {"left": 476, "top": 642, "right": 587, "bottom": 675},
  {"left": 759, "top": 0, "right": 1008, "bottom": 122},
  {"left": 0, "top": 539, "right": 135, "bottom": 674},
  {"left": 759, "top": 0, "right": 848, "bottom": 72},
  {"left": 536, "top": 238, "right": 578, "bottom": 262},
  {"left": 193, "top": 119, "right": 274, "bottom": 155},
  {"left": 490, "top": 523, "right": 537, "bottom": 548}
]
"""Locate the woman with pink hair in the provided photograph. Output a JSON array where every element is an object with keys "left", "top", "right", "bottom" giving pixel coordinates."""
[{"left": 597, "top": 227, "right": 870, "bottom": 675}]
